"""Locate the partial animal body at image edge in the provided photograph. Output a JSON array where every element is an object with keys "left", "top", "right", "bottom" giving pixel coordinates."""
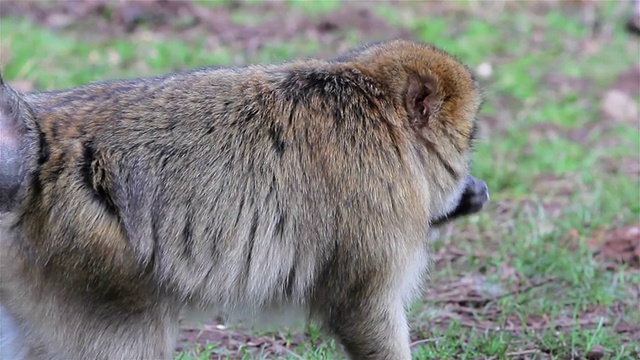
[{"left": 0, "top": 40, "right": 485, "bottom": 360}]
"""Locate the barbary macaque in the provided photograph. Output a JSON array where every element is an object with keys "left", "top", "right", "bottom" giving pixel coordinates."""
[{"left": 0, "top": 40, "right": 485, "bottom": 360}]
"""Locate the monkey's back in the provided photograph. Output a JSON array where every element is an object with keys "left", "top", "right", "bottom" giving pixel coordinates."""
[{"left": 20, "top": 62, "right": 432, "bottom": 312}]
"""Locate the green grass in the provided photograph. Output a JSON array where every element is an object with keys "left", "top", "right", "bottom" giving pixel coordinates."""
[
  {"left": 285, "top": 0, "right": 342, "bottom": 15},
  {"left": 1, "top": 1, "right": 638, "bottom": 358}
]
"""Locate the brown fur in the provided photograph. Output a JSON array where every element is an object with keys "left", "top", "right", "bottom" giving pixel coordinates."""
[{"left": 0, "top": 40, "right": 483, "bottom": 360}]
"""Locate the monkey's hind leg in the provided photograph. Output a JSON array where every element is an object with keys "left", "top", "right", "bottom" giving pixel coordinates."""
[
  {"left": 323, "top": 292, "right": 412, "bottom": 360},
  {"left": 1, "top": 277, "right": 181, "bottom": 360}
]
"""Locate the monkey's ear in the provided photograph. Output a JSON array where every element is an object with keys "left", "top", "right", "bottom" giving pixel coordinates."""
[{"left": 406, "top": 75, "right": 435, "bottom": 128}]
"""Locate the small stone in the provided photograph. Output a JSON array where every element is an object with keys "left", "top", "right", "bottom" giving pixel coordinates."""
[
  {"left": 585, "top": 344, "right": 606, "bottom": 360},
  {"left": 476, "top": 62, "right": 493, "bottom": 79},
  {"left": 601, "top": 90, "right": 639, "bottom": 123}
]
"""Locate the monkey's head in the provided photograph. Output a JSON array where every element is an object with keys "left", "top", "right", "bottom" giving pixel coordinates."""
[
  {"left": 0, "top": 75, "right": 38, "bottom": 213},
  {"left": 350, "top": 40, "right": 483, "bottom": 221}
]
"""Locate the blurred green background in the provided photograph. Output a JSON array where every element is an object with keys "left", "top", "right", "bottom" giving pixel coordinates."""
[{"left": 1, "top": 0, "right": 638, "bottom": 359}]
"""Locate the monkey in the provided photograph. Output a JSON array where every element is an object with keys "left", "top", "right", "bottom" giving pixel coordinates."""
[
  {"left": 0, "top": 39, "right": 484, "bottom": 360},
  {"left": 0, "top": 76, "right": 31, "bottom": 213},
  {"left": 627, "top": 0, "right": 640, "bottom": 35}
]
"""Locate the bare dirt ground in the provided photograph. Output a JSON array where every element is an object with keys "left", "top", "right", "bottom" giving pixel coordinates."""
[{"left": 1, "top": 0, "right": 411, "bottom": 58}]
